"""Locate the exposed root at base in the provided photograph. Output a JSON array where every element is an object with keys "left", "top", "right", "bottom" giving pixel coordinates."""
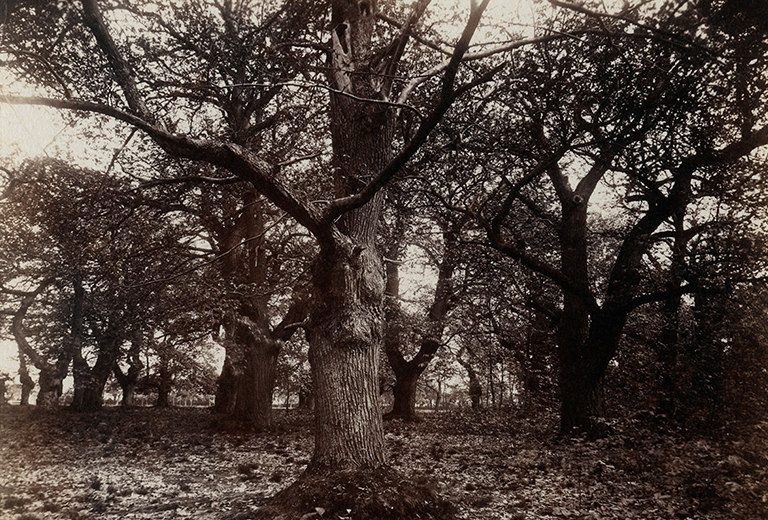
[{"left": 253, "top": 465, "right": 456, "bottom": 520}]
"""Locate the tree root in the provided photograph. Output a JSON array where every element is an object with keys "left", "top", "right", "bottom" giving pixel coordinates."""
[{"left": 254, "top": 465, "right": 456, "bottom": 520}]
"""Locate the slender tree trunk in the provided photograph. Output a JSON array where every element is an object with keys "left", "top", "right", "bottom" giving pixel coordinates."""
[
  {"left": 458, "top": 349, "right": 482, "bottom": 409},
  {"left": 657, "top": 209, "right": 687, "bottom": 418},
  {"left": 434, "top": 379, "right": 442, "bottom": 411},
  {"left": 156, "top": 353, "right": 172, "bottom": 408},
  {"left": 298, "top": 388, "right": 314, "bottom": 410},
  {"left": 18, "top": 348, "right": 34, "bottom": 406},
  {"left": 0, "top": 378, "right": 9, "bottom": 406}
]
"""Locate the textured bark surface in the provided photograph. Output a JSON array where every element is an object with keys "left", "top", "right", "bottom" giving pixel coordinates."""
[
  {"left": 231, "top": 320, "right": 280, "bottom": 430},
  {"left": 71, "top": 345, "right": 116, "bottom": 411},
  {"left": 308, "top": 239, "right": 386, "bottom": 468}
]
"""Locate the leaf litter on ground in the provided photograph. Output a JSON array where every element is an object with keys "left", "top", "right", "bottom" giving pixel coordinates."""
[{"left": 0, "top": 406, "right": 766, "bottom": 520}]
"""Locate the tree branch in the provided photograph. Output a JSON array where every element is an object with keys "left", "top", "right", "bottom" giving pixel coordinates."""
[
  {"left": 81, "top": 0, "right": 151, "bottom": 120},
  {"left": 2, "top": 95, "right": 324, "bottom": 237},
  {"left": 321, "top": 0, "right": 494, "bottom": 224}
]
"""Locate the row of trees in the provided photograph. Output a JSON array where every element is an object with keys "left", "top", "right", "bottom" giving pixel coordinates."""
[{"left": 2, "top": 0, "right": 767, "bottom": 516}]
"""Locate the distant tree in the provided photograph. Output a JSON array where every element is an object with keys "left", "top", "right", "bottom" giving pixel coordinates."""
[
  {"left": 0, "top": 372, "right": 10, "bottom": 406},
  {"left": 382, "top": 195, "right": 463, "bottom": 421},
  {"left": 0, "top": 159, "right": 199, "bottom": 409}
]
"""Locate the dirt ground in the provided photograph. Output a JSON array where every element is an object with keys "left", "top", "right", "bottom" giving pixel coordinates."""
[{"left": 0, "top": 406, "right": 766, "bottom": 520}]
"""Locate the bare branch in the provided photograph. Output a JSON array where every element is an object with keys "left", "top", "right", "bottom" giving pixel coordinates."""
[
  {"left": 2, "top": 95, "right": 324, "bottom": 236},
  {"left": 81, "top": 0, "right": 151, "bottom": 120},
  {"left": 321, "top": 0, "right": 493, "bottom": 224}
]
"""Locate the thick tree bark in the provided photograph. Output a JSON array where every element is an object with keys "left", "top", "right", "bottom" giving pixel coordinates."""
[
  {"left": 231, "top": 319, "right": 281, "bottom": 430},
  {"left": 388, "top": 367, "right": 420, "bottom": 419},
  {"left": 308, "top": 237, "right": 386, "bottom": 468},
  {"left": 72, "top": 341, "right": 117, "bottom": 411},
  {"left": 214, "top": 295, "right": 306, "bottom": 428}
]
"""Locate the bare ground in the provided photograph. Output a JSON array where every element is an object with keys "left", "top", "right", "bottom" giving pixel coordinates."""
[{"left": 0, "top": 406, "right": 766, "bottom": 520}]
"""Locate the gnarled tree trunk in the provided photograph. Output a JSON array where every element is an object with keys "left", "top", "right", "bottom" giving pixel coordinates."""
[
  {"left": 309, "top": 234, "right": 386, "bottom": 468},
  {"left": 113, "top": 331, "right": 144, "bottom": 407},
  {"left": 72, "top": 338, "right": 119, "bottom": 411}
]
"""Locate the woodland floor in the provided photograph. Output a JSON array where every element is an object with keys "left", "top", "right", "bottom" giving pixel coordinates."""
[{"left": 0, "top": 406, "right": 766, "bottom": 520}]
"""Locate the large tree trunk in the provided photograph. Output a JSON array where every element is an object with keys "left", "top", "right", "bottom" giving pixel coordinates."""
[
  {"left": 388, "top": 367, "right": 420, "bottom": 420},
  {"left": 113, "top": 331, "right": 144, "bottom": 407},
  {"left": 308, "top": 238, "right": 386, "bottom": 468},
  {"left": 214, "top": 305, "right": 290, "bottom": 429},
  {"left": 559, "top": 309, "right": 627, "bottom": 434},
  {"left": 72, "top": 343, "right": 116, "bottom": 411},
  {"left": 36, "top": 368, "right": 63, "bottom": 407},
  {"left": 231, "top": 319, "right": 280, "bottom": 430},
  {"left": 212, "top": 188, "right": 303, "bottom": 429}
]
